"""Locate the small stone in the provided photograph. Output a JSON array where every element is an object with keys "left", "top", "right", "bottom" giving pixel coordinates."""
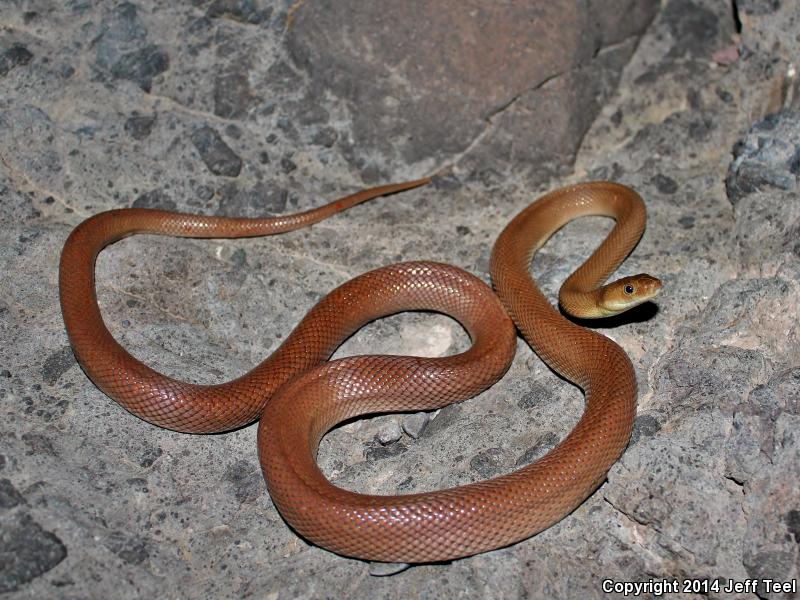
[
  {"left": 629, "top": 414, "right": 662, "bottom": 446},
  {"left": 110, "top": 45, "right": 169, "bottom": 92},
  {"left": 280, "top": 157, "right": 297, "bottom": 173},
  {"left": 365, "top": 440, "right": 407, "bottom": 461},
  {"left": 41, "top": 347, "right": 75, "bottom": 385},
  {"left": 0, "top": 513, "right": 67, "bottom": 593},
  {"left": 651, "top": 173, "right": 679, "bottom": 194},
  {"left": 786, "top": 509, "right": 800, "bottom": 543},
  {"left": 224, "top": 459, "right": 263, "bottom": 504},
  {"left": 216, "top": 182, "right": 287, "bottom": 217},
  {"left": 207, "top": 0, "right": 273, "bottom": 25},
  {"left": 124, "top": 113, "right": 156, "bottom": 140},
  {"left": 469, "top": 447, "right": 505, "bottom": 478},
  {"left": 133, "top": 189, "right": 176, "bottom": 211},
  {"left": 0, "top": 479, "right": 25, "bottom": 510},
  {"left": 191, "top": 127, "right": 242, "bottom": 177},
  {"left": 0, "top": 45, "right": 34, "bottom": 78},
  {"left": 311, "top": 127, "right": 337, "bottom": 148},
  {"left": 401, "top": 413, "right": 429, "bottom": 439},
  {"left": 224, "top": 124, "right": 242, "bottom": 139},
  {"left": 377, "top": 420, "right": 403, "bottom": 445},
  {"left": 517, "top": 382, "right": 551, "bottom": 409},
  {"left": 214, "top": 70, "right": 255, "bottom": 119}
]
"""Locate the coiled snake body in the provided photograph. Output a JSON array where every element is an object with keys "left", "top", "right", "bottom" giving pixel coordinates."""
[{"left": 59, "top": 178, "right": 660, "bottom": 563}]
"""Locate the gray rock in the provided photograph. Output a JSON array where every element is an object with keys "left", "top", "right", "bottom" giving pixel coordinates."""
[
  {"left": 213, "top": 69, "right": 256, "bottom": 119},
  {"left": 726, "top": 111, "right": 800, "bottom": 204},
  {"left": 365, "top": 439, "right": 407, "bottom": 462},
  {"left": 733, "top": 189, "right": 800, "bottom": 270},
  {"left": 206, "top": 0, "right": 273, "bottom": 25},
  {"left": 0, "top": 512, "right": 67, "bottom": 593},
  {"left": 0, "top": 44, "right": 33, "bottom": 78},
  {"left": 401, "top": 412, "right": 429, "bottom": 439},
  {"left": 191, "top": 126, "right": 243, "bottom": 177},
  {"left": 133, "top": 189, "right": 177, "bottom": 211},
  {"left": 41, "top": 346, "right": 75, "bottom": 385},
  {"left": 311, "top": 126, "right": 338, "bottom": 148},
  {"left": 215, "top": 181, "right": 287, "bottom": 217},
  {"left": 377, "top": 420, "right": 403, "bottom": 446},
  {"left": 124, "top": 113, "right": 156, "bottom": 140},
  {"left": 110, "top": 44, "right": 170, "bottom": 92},
  {"left": 0, "top": 479, "right": 25, "bottom": 510},
  {"left": 287, "top": 0, "right": 658, "bottom": 183},
  {"left": 469, "top": 447, "right": 506, "bottom": 479},
  {"left": 103, "top": 530, "right": 150, "bottom": 566}
]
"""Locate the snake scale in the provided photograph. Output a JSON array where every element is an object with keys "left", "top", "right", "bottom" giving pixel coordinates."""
[{"left": 59, "top": 177, "right": 660, "bottom": 563}]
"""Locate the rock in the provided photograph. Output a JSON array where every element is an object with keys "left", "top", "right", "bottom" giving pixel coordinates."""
[
  {"left": 224, "top": 459, "right": 264, "bottom": 504},
  {"left": 110, "top": 44, "right": 170, "bottom": 92},
  {"left": 726, "top": 111, "right": 800, "bottom": 204},
  {"left": 215, "top": 181, "right": 287, "bottom": 217},
  {"left": 206, "top": 0, "right": 273, "bottom": 25},
  {"left": 133, "top": 189, "right": 177, "bottom": 211},
  {"left": 287, "top": 0, "right": 658, "bottom": 182},
  {"left": 103, "top": 530, "right": 149, "bottom": 565},
  {"left": 213, "top": 69, "right": 256, "bottom": 119},
  {"left": 0, "top": 44, "right": 34, "bottom": 78},
  {"left": 41, "top": 346, "right": 75, "bottom": 385},
  {"left": 191, "top": 126, "right": 243, "bottom": 177},
  {"left": 364, "top": 439, "right": 407, "bottom": 462},
  {"left": 0, "top": 479, "right": 25, "bottom": 510},
  {"left": 469, "top": 447, "right": 506, "bottom": 478},
  {"left": 311, "top": 126, "right": 338, "bottom": 148},
  {"left": 401, "top": 412, "right": 429, "bottom": 439},
  {"left": 124, "top": 113, "right": 157, "bottom": 140},
  {"left": 732, "top": 190, "right": 800, "bottom": 270},
  {"left": 0, "top": 512, "right": 67, "bottom": 593},
  {"left": 92, "top": 4, "right": 169, "bottom": 91},
  {"left": 377, "top": 420, "right": 403, "bottom": 445}
]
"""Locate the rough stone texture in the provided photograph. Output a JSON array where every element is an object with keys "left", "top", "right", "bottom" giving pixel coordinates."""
[
  {"left": 1, "top": 0, "right": 799, "bottom": 598},
  {"left": 727, "top": 111, "right": 800, "bottom": 204},
  {"left": 288, "top": 0, "right": 660, "bottom": 185},
  {"left": 1, "top": 511, "right": 68, "bottom": 594}
]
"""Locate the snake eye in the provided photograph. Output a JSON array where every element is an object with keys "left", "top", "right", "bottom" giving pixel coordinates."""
[{"left": 624, "top": 284, "right": 634, "bottom": 295}]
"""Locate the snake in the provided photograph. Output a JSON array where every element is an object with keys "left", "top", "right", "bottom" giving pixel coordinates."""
[{"left": 59, "top": 177, "right": 661, "bottom": 563}]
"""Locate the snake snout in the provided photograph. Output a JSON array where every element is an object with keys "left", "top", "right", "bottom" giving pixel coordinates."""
[{"left": 636, "top": 273, "right": 662, "bottom": 300}]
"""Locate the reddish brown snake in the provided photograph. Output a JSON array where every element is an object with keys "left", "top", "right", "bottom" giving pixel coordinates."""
[{"left": 59, "top": 177, "right": 660, "bottom": 563}]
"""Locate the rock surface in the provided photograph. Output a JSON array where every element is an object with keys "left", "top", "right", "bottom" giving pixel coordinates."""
[
  {"left": 288, "top": 0, "right": 659, "bottom": 185},
  {"left": 1, "top": 0, "right": 799, "bottom": 598}
]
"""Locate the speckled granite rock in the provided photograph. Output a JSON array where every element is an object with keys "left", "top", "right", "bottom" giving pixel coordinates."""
[{"left": 1, "top": 0, "right": 799, "bottom": 598}]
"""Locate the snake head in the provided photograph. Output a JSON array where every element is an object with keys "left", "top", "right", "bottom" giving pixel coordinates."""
[{"left": 599, "top": 274, "right": 662, "bottom": 316}]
